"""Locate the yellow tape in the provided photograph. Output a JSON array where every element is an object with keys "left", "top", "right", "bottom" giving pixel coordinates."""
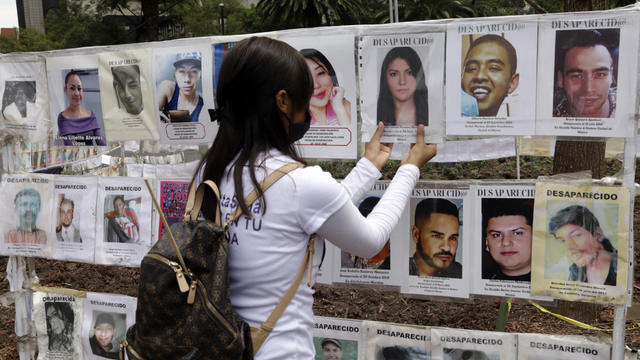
[
  {"left": 507, "top": 298, "right": 512, "bottom": 313},
  {"left": 528, "top": 301, "right": 640, "bottom": 332}
]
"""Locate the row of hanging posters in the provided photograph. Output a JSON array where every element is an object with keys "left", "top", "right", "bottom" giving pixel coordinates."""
[
  {"left": 312, "top": 316, "right": 611, "bottom": 360},
  {"left": 1, "top": 11, "right": 639, "bottom": 158},
  {"left": 0, "top": 174, "right": 629, "bottom": 305},
  {"left": 29, "top": 287, "right": 611, "bottom": 360}
]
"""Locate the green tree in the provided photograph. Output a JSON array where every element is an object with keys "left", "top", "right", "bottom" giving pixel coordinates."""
[
  {"left": 170, "top": 0, "right": 250, "bottom": 37},
  {"left": 256, "top": 0, "right": 364, "bottom": 30}
]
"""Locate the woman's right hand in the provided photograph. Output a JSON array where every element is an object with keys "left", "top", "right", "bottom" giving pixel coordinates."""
[{"left": 401, "top": 125, "right": 436, "bottom": 168}]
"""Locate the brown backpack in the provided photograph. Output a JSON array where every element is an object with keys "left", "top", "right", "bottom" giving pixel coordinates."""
[{"left": 121, "top": 163, "right": 313, "bottom": 359}]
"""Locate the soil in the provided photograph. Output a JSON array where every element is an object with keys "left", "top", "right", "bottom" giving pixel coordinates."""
[{"left": 0, "top": 156, "right": 638, "bottom": 359}]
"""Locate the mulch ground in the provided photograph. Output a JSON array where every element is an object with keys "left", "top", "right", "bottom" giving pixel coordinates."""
[{"left": 0, "top": 157, "right": 638, "bottom": 359}]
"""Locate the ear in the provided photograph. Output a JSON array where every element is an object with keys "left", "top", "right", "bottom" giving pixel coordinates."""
[
  {"left": 411, "top": 225, "right": 419, "bottom": 244},
  {"left": 595, "top": 227, "right": 605, "bottom": 242},
  {"left": 507, "top": 73, "right": 519, "bottom": 94},
  {"left": 275, "top": 89, "right": 290, "bottom": 114}
]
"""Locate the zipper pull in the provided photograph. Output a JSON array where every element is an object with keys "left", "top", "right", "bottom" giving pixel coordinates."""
[
  {"left": 169, "top": 263, "right": 189, "bottom": 293},
  {"left": 187, "top": 281, "right": 197, "bottom": 304}
]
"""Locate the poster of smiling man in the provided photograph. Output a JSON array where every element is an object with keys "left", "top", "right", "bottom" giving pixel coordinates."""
[
  {"left": 82, "top": 292, "right": 137, "bottom": 359},
  {"left": 0, "top": 57, "right": 50, "bottom": 143},
  {"left": 446, "top": 18, "right": 538, "bottom": 136},
  {"left": 153, "top": 41, "right": 216, "bottom": 144},
  {"left": 531, "top": 182, "right": 630, "bottom": 304},
  {"left": 279, "top": 30, "right": 359, "bottom": 159},
  {"left": 536, "top": 12, "right": 639, "bottom": 137},
  {"left": 359, "top": 31, "right": 445, "bottom": 145},
  {"left": 98, "top": 49, "right": 159, "bottom": 141}
]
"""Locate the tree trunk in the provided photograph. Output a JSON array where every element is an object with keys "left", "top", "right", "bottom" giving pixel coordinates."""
[
  {"left": 141, "top": 0, "right": 158, "bottom": 41},
  {"left": 554, "top": 0, "right": 609, "bottom": 323}
]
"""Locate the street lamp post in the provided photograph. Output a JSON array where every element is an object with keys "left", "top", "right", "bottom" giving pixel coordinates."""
[{"left": 219, "top": 3, "right": 225, "bottom": 35}]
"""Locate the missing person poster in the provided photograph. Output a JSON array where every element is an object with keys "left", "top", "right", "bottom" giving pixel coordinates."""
[
  {"left": 98, "top": 48, "right": 159, "bottom": 141},
  {"left": 469, "top": 185, "right": 548, "bottom": 300},
  {"left": 401, "top": 186, "right": 470, "bottom": 299},
  {"left": 313, "top": 316, "right": 365, "bottom": 360},
  {"left": 333, "top": 183, "right": 401, "bottom": 288},
  {"left": 0, "top": 58, "right": 50, "bottom": 143},
  {"left": 46, "top": 53, "right": 108, "bottom": 146},
  {"left": 431, "top": 328, "right": 515, "bottom": 360},
  {"left": 536, "top": 12, "right": 639, "bottom": 137},
  {"left": 0, "top": 174, "right": 54, "bottom": 258},
  {"left": 446, "top": 18, "right": 538, "bottom": 136},
  {"left": 358, "top": 32, "right": 445, "bottom": 144},
  {"left": 517, "top": 333, "right": 610, "bottom": 360},
  {"left": 95, "top": 177, "right": 152, "bottom": 267},
  {"left": 155, "top": 179, "right": 190, "bottom": 244},
  {"left": 365, "top": 321, "right": 430, "bottom": 360},
  {"left": 280, "top": 31, "right": 358, "bottom": 159},
  {"left": 530, "top": 183, "right": 630, "bottom": 304},
  {"left": 33, "top": 288, "right": 85, "bottom": 360},
  {"left": 152, "top": 41, "right": 217, "bottom": 144},
  {"left": 52, "top": 176, "right": 98, "bottom": 263},
  {"left": 82, "top": 292, "right": 137, "bottom": 359}
]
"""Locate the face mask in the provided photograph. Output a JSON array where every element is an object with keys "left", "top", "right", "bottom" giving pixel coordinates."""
[{"left": 284, "top": 109, "right": 311, "bottom": 144}]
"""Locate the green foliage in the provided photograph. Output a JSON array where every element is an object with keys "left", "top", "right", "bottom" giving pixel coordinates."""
[
  {"left": 170, "top": 0, "right": 251, "bottom": 37},
  {"left": 256, "top": 0, "right": 365, "bottom": 30},
  {"left": 0, "top": 28, "right": 59, "bottom": 53}
]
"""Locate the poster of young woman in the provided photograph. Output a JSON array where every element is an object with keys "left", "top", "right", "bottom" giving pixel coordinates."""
[
  {"left": 33, "top": 287, "right": 85, "bottom": 360},
  {"left": 358, "top": 32, "right": 445, "bottom": 144},
  {"left": 445, "top": 17, "right": 538, "bottom": 136},
  {"left": 469, "top": 184, "right": 551, "bottom": 300},
  {"left": 401, "top": 185, "right": 470, "bottom": 299},
  {"left": 364, "top": 321, "right": 430, "bottom": 360},
  {"left": 332, "top": 182, "right": 401, "bottom": 288},
  {"left": 280, "top": 30, "right": 358, "bottom": 159},
  {"left": 0, "top": 57, "right": 50, "bottom": 143},
  {"left": 536, "top": 12, "right": 639, "bottom": 137},
  {"left": 98, "top": 48, "right": 159, "bottom": 141},
  {"left": 95, "top": 177, "right": 152, "bottom": 267},
  {"left": 46, "top": 53, "right": 108, "bottom": 146},
  {"left": 431, "top": 328, "right": 515, "bottom": 360},
  {"left": 517, "top": 333, "right": 610, "bottom": 360},
  {"left": 82, "top": 292, "right": 137, "bottom": 359},
  {"left": 530, "top": 183, "right": 630, "bottom": 304},
  {"left": 152, "top": 41, "right": 216, "bottom": 144},
  {"left": 313, "top": 316, "right": 364, "bottom": 360},
  {"left": 52, "top": 176, "right": 98, "bottom": 263},
  {"left": 0, "top": 174, "right": 54, "bottom": 258}
]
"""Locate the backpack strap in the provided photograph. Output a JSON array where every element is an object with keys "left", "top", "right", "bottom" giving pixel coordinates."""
[
  {"left": 250, "top": 235, "right": 315, "bottom": 355},
  {"left": 225, "top": 162, "right": 304, "bottom": 228}
]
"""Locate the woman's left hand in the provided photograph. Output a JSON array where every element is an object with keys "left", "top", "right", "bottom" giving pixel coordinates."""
[
  {"left": 330, "top": 87, "right": 345, "bottom": 108},
  {"left": 365, "top": 122, "right": 393, "bottom": 170}
]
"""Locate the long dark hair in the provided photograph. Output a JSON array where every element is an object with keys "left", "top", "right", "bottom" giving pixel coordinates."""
[
  {"left": 300, "top": 48, "right": 338, "bottom": 86},
  {"left": 195, "top": 37, "right": 313, "bottom": 220},
  {"left": 376, "top": 47, "right": 428, "bottom": 126}
]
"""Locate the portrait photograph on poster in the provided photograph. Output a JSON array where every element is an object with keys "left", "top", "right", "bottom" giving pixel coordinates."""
[
  {"left": 0, "top": 60, "right": 50, "bottom": 142},
  {"left": 95, "top": 177, "right": 152, "bottom": 266},
  {"left": 333, "top": 183, "right": 402, "bottom": 288},
  {"left": 365, "top": 321, "right": 430, "bottom": 360},
  {"left": 280, "top": 31, "right": 358, "bottom": 159},
  {"left": 153, "top": 42, "right": 216, "bottom": 144},
  {"left": 536, "top": 13, "right": 639, "bottom": 137},
  {"left": 33, "top": 290, "right": 84, "bottom": 359},
  {"left": 98, "top": 49, "right": 159, "bottom": 141},
  {"left": 446, "top": 19, "right": 538, "bottom": 136},
  {"left": 313, "top": 317, "right": 364, "bottom": 360},
  {"left": 468, "top": 185, "right": 549, "bottom": 300},
  {"left": 530, "top": 183, "right": 630, "bottom": 304},
  {"left": 0, "top": 175, "right": 54, "bottom": 258},
  {"left": 431, "top": 328, "right": 515, "bottom": 360},
  {"left": 402, "top": 187, "right": 469, "bottom": 299},
  {"left": 52, "top": 176, "right": 97, "bottom": 263},
  {"left": 82, "top": 292, "right": 137, "bottom": 360},
  {"left": 359, "top": 32, "right": 445, "bottom": 144}
]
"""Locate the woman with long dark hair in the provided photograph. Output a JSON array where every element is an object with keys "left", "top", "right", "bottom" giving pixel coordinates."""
[
  {"left": 300, "top": 49, "right": 351, "bottom": 126},
  {"left": 195, "top": 37, "right": 436, "bottom": 359},
  {"left": 377, "top": 47, "right": 429, "bottom": 126},
  {"left": 57, "top": 71, "right": 107, "bottom": 145}
]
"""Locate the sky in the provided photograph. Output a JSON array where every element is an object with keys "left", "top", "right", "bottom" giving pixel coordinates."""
[{"left": 0, "top": 0, "right": 19, "bottom": 28}]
